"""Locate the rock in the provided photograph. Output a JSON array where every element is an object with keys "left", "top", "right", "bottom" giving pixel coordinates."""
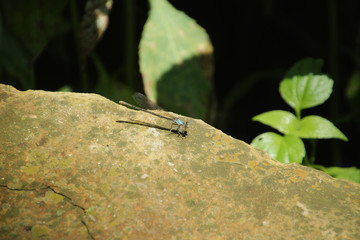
[{"left": 0, "top": 84, "right": 359, "bottom": 239}]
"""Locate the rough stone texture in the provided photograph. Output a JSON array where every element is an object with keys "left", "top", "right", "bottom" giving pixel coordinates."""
[{"left": 0, "top": 84, "right": 359, "bottom": 239}]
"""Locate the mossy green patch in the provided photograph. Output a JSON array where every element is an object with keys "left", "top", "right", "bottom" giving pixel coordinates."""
[
  {"left": 31, "top": 225, "right": 49, "bottom": 238},
  {"left": 45, "top": 191, "right": 64, "bottom": 204}
]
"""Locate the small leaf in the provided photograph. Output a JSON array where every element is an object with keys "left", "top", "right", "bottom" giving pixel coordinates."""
[
  {"left": 345, "top": 71, "right": 360, "bottom": 100},
  {"left": 252, "top": 110, "right": 299, "bottom": 135},
  {"left": 58, "top": 85, "right": 73, "bottom": 92},
  {"left": 280, "top": 74, "right": 334, "bottom": 112},
  {"left": 284, "top": 58, "right": 324, "bottom": 78},
  {"left": 251, "top": 132, "right": 305, "bottom": 164},
  {"left": 296, "top": 115, "right": 348, "bottom": 141}
]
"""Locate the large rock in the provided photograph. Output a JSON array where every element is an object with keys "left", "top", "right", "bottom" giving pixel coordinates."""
[{"left": 0, "top": 84, "right": 359, "bottom": 239}]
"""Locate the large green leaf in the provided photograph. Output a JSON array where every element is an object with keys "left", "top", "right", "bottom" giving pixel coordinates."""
[
  {"left": 0, "top": 0, "right": 69, "bottom": 58},
  {"left": 139, "top": 0, "right": 213, "bottom": 119},
  {"left": 296, "top": 115, "right": 348, "bottom": 141},
  {"left": 251, "top": 133, "right": 305, "bottom": 164},
  {"left": 252, "top": 110, "right": 299, "bottom": 135},
  {"left": 0, "top": 0, "right": 68, "bottom": 89},
  {"left": 279, "top": 74, "right": 334, "bottom": 114},
  {"left": 0, "top": 33, "right": 35, "bottom": 89}
]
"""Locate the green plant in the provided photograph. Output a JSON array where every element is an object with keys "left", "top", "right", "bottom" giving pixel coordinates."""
[
  {"left": 251, "top": 63, "right": 348, "bottom": 165},
  {"left": 250, "top": 60, "right": 360, "bottom": 183}
]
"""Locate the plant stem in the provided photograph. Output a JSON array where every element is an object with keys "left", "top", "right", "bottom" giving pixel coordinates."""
[
  {"left": 295, "top": 107, "right": 301, "bottom": 120},
  {"left": 308, "top": 139, "right": 317, "bottom": 165}
]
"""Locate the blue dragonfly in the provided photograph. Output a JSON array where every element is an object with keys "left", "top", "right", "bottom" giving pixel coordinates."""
[{"left": 119, "top": 93, "right": 189, "bottom": 136}]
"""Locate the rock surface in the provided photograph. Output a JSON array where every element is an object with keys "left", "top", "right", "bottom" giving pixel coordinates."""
[{"left": 0, "top": 84, "right": 359, "bottom": 239}]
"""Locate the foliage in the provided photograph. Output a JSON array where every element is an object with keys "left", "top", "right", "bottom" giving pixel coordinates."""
[
  {"left": 139, "top": 0, "right": 214, "bottom": 120},
  {"left": 311, "top": 165, "right": 360, "bottom": 183},
  {"left": 0, "top": 0, "right": 214, "bottom": 121},
  {"left": 0, "top": 0, "right": 69, "bottom": 89},
  {"left": 251, "top": 59, "right": 358, "bottom": 183}
]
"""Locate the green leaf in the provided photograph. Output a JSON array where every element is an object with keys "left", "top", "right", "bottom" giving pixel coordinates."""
[
  {"left": 0, "top": 0, "right": 68, "bottom": 89},
  {"left": 296, "top": 115, "right": 348, "bottom": 141},
  {"left": 325, "top": 167, "right": 360, "bottom": 183},
  {"left": 251, "top": 133, "right": 305, "bottom": 164},
  {"left": 252, "top": 110, "right": 299, "bottom": 135},
  {"left": 139, "top": 0, "right": 213, "bottom": 119},
  {"left": 58, "top": 85, "right": 73, "bottom": 92},
  {"left": 279, "top": 74, "right": 334, "bottom": 113},
  {"left": 345, "top": 70, "right": 360, "bottom": 100},
  {"left": 311, "top": 165, "right": 360, "bottom": 184},
  {"left": 284, "top": 58, "right": 324, "bottom": 78},
  {"left": 253, "top": 111, "right": 348, "bottom": 141}
]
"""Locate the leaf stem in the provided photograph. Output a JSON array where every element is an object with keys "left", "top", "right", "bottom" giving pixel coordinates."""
[
  {"left": 295, "top": 107, "right": 301, "bottom": 120},
  {"left": 308, "top": 139, "right": 317, "bottom": 164}
]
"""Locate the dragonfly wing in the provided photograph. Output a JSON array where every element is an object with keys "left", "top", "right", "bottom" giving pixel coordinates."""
[{"left": 132, "top": 92, "right": 163, "bottom": 110}]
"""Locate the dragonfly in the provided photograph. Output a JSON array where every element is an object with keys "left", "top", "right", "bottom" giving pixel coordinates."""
[{"left": 119, "top": 93, "right": 189, "bottom": 136}]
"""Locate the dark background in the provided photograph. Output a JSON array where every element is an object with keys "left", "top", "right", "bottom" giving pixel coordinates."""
[{"left": 2, "top": 0, "right": 360, "bottom": 167}]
